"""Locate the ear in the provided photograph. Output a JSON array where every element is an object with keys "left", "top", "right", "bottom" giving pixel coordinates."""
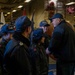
[
  {"left": 57, "top": 18, "right": 61, "bottom": 22},
  {"left": 25, "top": 27, "right": 28, "bottom": 32}
]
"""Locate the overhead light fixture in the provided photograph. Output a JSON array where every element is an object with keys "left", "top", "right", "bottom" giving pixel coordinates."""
[
  {"left": 24, "top": 0, "right": 31, "bottom": 3},
  {"left": 7, "top": 12, "right": 10, "bottom": 14},
  {"left": 66, "top": 2, "right": 75, "bottom": 5},
  {"left": 12, "top": 10, "right": 17, "bottom": 12},
  {"left": 18, "top": 5, "right": 23, "bottom": 8},
  {"left": 5, "top": 14, "right": 7, "bottom": 16},
  {"left": 66, "top": 20, "right": 70, "bottom": 23}
]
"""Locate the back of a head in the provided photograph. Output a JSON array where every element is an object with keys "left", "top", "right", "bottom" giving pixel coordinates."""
[
  {"left": 33, "top": 29, "right": 45, "bottom": 43},
  {"left": 15, "top": 16, "right": 31, "bottom": 32},
  {"left": 39, "top": 20, "right": 50, "bottom": 27}
]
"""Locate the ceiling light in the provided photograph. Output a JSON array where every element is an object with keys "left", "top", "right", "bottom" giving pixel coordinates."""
[
  {"left": 12, "top": 10, "right": 17, "bottom": 12},
  {"left": 24, "top": 0, "right": 31, "bottom": 3},
  {"left": 7, "top": 12, "right": 10, "bottom": 14},
  {"left": 66, "top": 20, "right": 70, "bottom": 23},
  {"left": 5, "top": 14, "right": 7, "bottom": 16},
  {"left": 18, "top": 5, "right": 23, "bottom": 8},
  {"left": 66, "top": 2, "right": 75, "bottom": 5}
]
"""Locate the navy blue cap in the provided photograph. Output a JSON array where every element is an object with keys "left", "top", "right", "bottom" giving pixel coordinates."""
[
  {"left": 1, "top": 24, "right": 14, "bottom": 34},
  {"left": 39, "top": 20, "right": 50, "bottom": 27},
  {"left": 49, "top": 13, "right": 63, "bottom": 22},
  {"left": 33, "top": 29, "right": 45, "bottom": 40},
  {"left": 15, "top": 16, "right": 31, "bottom": 32}
]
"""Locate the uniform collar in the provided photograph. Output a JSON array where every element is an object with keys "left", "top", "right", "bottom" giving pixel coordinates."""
[{"left": 13, "top": 31, "right": 30, "bottom": 47}]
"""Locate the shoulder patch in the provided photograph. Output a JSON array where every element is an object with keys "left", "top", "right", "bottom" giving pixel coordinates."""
[{"left": 34, "top": 48, "right": 36, "bottom": 51}]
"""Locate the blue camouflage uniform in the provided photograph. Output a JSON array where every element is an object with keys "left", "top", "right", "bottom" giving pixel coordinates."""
[
  {"left": 3, "top": 16, "right": 32, "bottom": 75},
  {"left": 30, "top": 29, "right": 48, "bottom": 75},
  {"left": 0, "top": 24, "right": 14, "bottom": 75}
]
